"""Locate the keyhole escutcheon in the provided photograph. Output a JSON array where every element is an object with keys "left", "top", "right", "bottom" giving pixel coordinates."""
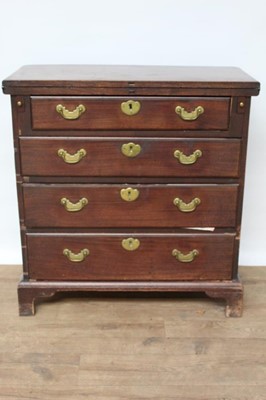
[{"left": 121, "top": 100, "right": 141, "bottom": 116}]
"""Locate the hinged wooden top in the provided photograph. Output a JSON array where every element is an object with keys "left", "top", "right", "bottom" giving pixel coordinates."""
[{"left": 2, "top": 65, "right": 260, "bottom": 96}]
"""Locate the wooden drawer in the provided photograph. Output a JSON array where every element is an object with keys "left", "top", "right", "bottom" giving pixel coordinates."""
[
  {"left": 26, "top": 233, "right": 235, "bottom": 281},
  {"left": 20, "top": 137, "right": 241, "bottom": 178},
  {"left": 31, "top": 97, "right": 230, "bottom": 131},
  {"left": 23, "top": 184, "right": 238, "bottom": 228}
]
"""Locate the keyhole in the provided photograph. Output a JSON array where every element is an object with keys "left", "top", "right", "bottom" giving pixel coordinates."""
[{"left": 129, "top": 103, "right": 133, "bottom": 110}]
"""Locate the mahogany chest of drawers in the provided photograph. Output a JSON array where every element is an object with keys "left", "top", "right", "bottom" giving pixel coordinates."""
[{"left": 2, "top": 65, "right": 260, "bottom": 316}]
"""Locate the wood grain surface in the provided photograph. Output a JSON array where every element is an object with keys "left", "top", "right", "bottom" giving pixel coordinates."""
[
  {"left": 20, "top": 137, "right": 241, "bottom": 178},
  {"left": 23, "top": 184, "right": 238, "bottom": 228},
  {"left": 31, "top": 96, "right": 230, "bottom": 131},
  {"left": 0, "top": 265, "right": 265, "bottom": 399},
  {"left": 26, "top": 232, "right": 235, "bottom": 281}
]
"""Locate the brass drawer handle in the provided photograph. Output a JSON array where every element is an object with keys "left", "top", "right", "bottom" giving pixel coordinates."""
[
  {"left": 173, "top": 197, "right": 201, "bottom": 212},
  {"left": 63, "top": 248, "right": 89, "bottom": 262},
  {"left": 57, "top": 148, "right": 86, "bottom": 164},
  {"left": 174, "top": 149, "right": 202, "bottom": 165},
  {"left": 56, "top": 104, "right": 86, "bottom": 120},
  {"left": 122, "top": 238, "right": 140, "bottom": 251},
  {"left": 120, "top": 187, "right": 140, "bottom": 202},
  {"left": 60, "top": 197, "right": 88, "bottom": 212},
  {"left": 121, "top": 100, "right": 141, "bottom": 116},
  {"left": 121, "top": 142, "right": 142, "bottom": 157},
  {"left": 172, "top": 249, "right": 199, "bottom": 263},
  {"left": 175, "top": 105, "right": 204, "bottom": 121}
]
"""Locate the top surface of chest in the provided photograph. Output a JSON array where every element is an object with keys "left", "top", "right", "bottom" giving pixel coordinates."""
[{"left": 2, "top": 65, "right": 260, "bottom": 96}]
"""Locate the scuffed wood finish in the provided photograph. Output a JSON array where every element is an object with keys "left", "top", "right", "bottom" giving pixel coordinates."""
[
  {"left": 206, "top": 288, "right": 244, "bottom": 317},
  {"left": 18, "top": 284, "right": 56, "bottom": 316},
  {"left": 2, "top": 65, "right": 260, "bottom": 316},
  {"left": 20, "top": 137, "right": 241, "bottom": 178},
  {"left": 23, "top": 184, "right": 238, "bottom": 228},
  {"left": 17, "top": 273, "right": 242, "bottom": 316}
]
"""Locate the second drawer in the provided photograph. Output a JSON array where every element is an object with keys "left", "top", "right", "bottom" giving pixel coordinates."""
[
  {"left": 20, "top": 137, "right": 241, "bottom": 178},
  {"left": 23, "top": 184, "right": 238, "bottom": 228}
]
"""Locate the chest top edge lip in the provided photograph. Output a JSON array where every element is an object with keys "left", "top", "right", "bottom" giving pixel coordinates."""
[
  {"left": 1, "top": 86, "right": 260, "bottom": 97},
  {"left": 2, "top": 65, "right": 260, "bottom": 95}
]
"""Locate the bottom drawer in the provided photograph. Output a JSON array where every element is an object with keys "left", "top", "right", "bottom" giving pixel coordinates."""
[{"left": 26, "top": 233, "right": 235, "bottom": 281}]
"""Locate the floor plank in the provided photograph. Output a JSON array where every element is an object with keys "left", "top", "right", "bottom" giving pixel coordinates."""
[{"left": 0, "top": 265, "right": 266, "bottom": 399}]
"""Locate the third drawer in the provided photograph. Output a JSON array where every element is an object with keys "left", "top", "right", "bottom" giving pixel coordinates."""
[{"left": 23, "top": 184, "right": 238, "bottom": 228}]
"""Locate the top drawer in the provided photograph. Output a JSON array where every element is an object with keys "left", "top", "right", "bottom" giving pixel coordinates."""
[{"left": 31, "top": 97, "right": 230, "bottom": 131}]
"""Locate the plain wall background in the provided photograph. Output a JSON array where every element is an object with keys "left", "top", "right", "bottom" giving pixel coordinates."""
[{"left": 0, "top": 0, "right": 265, "bottom": 265}]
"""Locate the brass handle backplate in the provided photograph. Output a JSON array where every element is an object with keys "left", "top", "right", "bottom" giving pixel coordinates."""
[
  {"left": 174, "top": 149, "right": 202, "bottom": 165},
  {"left": 122, "top": 238, "right": 140, "bottom": 251},
  {"left": 57, "top": 148, "right": 87, "bottom": 164},
  {"left": 173, "top": 197, "right": 201, "bottom": 213},
  {"left": 121, "top": 142, "right": 142, "bottom": 158},
  {"left": 121, "top": 100, "right": 141, "bottom": 116},
  {"left": 172, "top": 249, "right": 199, "bottom": 263},
  {"left": 120, "top": 187, "right": 140, "bottom": 202},
  {"left": 60, "top": 197, "right": 88, "bottom": 212},
  {"left": 56, "top": 104, "right": 86, "bottom": 120},
  {"left": 175, "top": 105, "right": 204, "bottom": 121},
  {"left": 63, "top": 248, "right": 89, "bottom": 262}
]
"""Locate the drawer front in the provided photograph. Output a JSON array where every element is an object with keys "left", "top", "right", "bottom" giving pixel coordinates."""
[
  {"left": 23, "top": 184, "right": 238, "bottom": 228},
  {"left": 20, "top": 137, "right": 241, "bottom": 178},
  {"left": 26, "top": 233, "right": 235, "bottom": 281},
  {"left": 31, "top": 97, "right": 230, "bottom": 131}
]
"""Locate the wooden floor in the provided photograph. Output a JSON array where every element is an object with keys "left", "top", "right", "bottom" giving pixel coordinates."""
[{"left": 0, "top": 266, "right": 266, "bottom": 400}]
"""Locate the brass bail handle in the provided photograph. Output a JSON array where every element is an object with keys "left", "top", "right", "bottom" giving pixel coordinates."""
[
  {"left": 56, "top": 104, "right": 86, "bottom": 120},
  {"left": 175, "top": 105, "right": 204, "bottom": 121},
  {"left": 172, "top": 249, "right": 199, "bottom": 263},
  {"left": 174, "top": 149, "right": 202, "bottom": 165},
  {"left": 173, "top": 197, "right": 201, "bottom": 213},
  {"left": 63, "top": 248, "right": 90, "bottom": 262},
  {"left": 57, "top": 148, "right": 87, "bottom": 164},
  {"left": 60, "top": 197, "right": 88, "bottom": 212}
]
